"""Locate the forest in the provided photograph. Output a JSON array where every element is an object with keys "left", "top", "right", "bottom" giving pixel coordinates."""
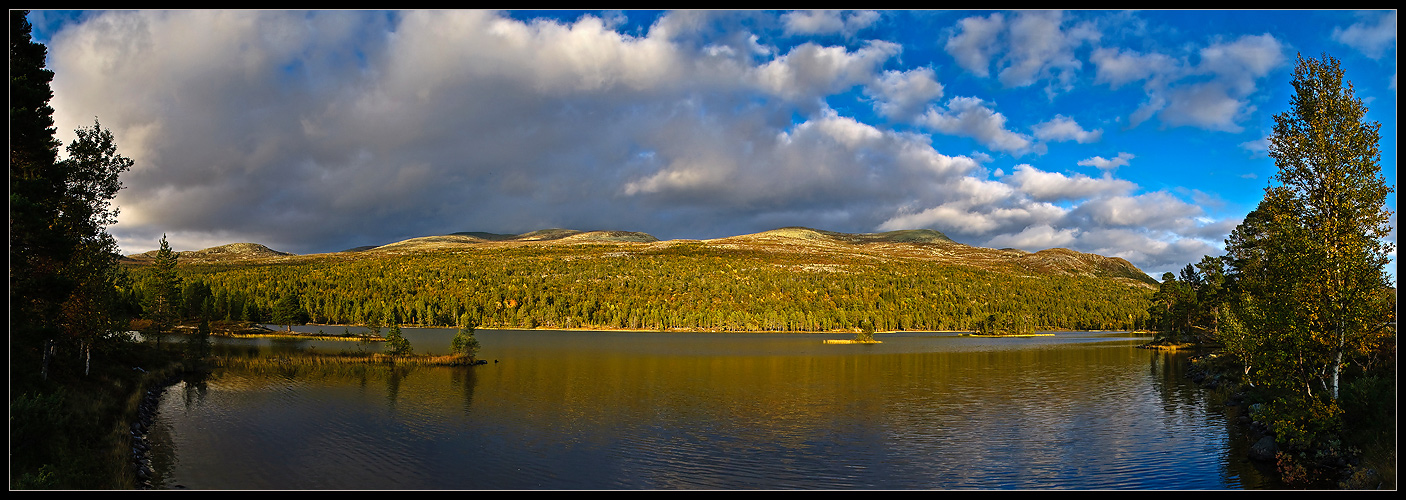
[{"left": 118, "top": 240, "right": 1156, "bottom": 335}]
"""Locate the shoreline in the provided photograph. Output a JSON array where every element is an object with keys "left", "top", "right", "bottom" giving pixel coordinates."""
[{"left": 286, "top": 323, "right": 1141, "bottom": 336}]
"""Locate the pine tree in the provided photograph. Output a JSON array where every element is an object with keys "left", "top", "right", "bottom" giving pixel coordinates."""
[
  {"left": 384, "top": 323, "right": 413, "bottom": 356},
  {"left": 273, "top": 291, "right": 303, "bottom": 331},
  {"left": 450, "top": 314, "right": 480, "bottom": 358},
  {"left": 148, "top": 235, "right": 182, "bottom": 333}
]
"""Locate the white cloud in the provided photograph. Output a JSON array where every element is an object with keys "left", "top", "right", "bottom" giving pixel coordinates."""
[
  {"left": 1031, "top": 115, "right": 1102, "bottom": 143},
  {"left": 999, "top": 10, "right": 1097, "bottom": 92},
  {"left": 944, "top": 12, "right": 1004, "bottom": 78},
  {"left": 1332, "top": 11, "right": 1397, "bottom": 59},
  {"left": 1090, "top": 33, "right": 1285, "bottom": 132},
  {"left": 865, "top": 67, "right": 945, "bottom": 120},
  {"left": 1090, "top": 47, "right": 1178, "bottom": 89},
  {"left": 917, "top": 97, "right": 1036, "bottom": 155},
  {"left": 1071, "top": 192, "right": 1203, "bottom": 229},
  {"left": 986, "top": 224, "right": 1079, "bottom": 250},
  {"left": 781, "top": 10, "right": 880, "bottom": 38},
  {"left": 1239, "top": 135, "right": 1270, "bottom": 157},
  {"left": 1005, "top": 164, "right": 1136, "bottom": 201},
  {"left": 945, "top": 10, "right": 1097, "bottom": 96},
  {"left": 1077, "top": 152, "right": 1134, "bottom": 171},
  {"left": 751, "top": 40, "right": 901, "bottom": 102}
]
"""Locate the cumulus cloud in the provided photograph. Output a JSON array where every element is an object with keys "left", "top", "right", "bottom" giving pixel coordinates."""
[
  {"left": 945, "top": 10, "right": 1097, "bottom": 96},
  {"left": 751, "top": 40, "right": 901, "bottom": 103},
  {"left": 781, "top": 10, "right": 880, "bottom": 38},
  {"left": 917, "top": 97, "right": 1036, "bottom": 155},
  {"left": 1077, "top": 152, "right": 1134, "bottom": 171},
  {"left": 1090, "top": 47, "right": 1179, "bottom": 89},
  {"left": 1090, "top": 33, "right": 1286, "bottom": 132},
  {"left": 1332, "top": 11, "right": 1397, "bottom": 59},
  {"left": 1070, "top": 192, "right": 1204, "bottom": 229},
  {"left": 944, "top": 12, "right": 1004, "bottom": 78},
  {"left": 1031, "top": 115, "right": 1102, "bottom": 143},
  {"left": 986, "top": 224, "right": 1078, "bottom": 249},
  {"left": 865, "top": 67, "right": 945, "bottom": 120},
  {"left": 1005, "top": 164, "right": 1136, "bottom": 201}
]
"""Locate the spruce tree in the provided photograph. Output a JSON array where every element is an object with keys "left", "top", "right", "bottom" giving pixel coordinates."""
[
  {"left": 11, "top": 11, "right": 133, "bottom": 379},
  {"left": 450, "top": 314, "right": 480, "bottom": 358},
  {"left": 384, "top": 323, "right": 412, "bottom": 356},
  {"left": 11, "top": 10, "right": 68, "bottom": 378},
  {"left": 149, "top": 235, "right": 182, "bottom": 333}
]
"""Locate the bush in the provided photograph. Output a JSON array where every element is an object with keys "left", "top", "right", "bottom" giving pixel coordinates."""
[
  {"left": 1341, "top": 374, "right": 1395, "bottom": 427},
  {"left": 1262, "top": 394, "right": 1344, "bottom": 451}
]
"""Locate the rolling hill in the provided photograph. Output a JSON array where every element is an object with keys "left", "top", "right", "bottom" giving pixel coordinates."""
[{"left": 120, "top": 226, "right": 1159, "bottom": 332}]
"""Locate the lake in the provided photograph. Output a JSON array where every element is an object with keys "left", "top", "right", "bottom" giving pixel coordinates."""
[{"left": 142, "top": 328, "right": 1280, "bottom": 489}]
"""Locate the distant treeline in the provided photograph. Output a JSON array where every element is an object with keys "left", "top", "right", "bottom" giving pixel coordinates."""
[{"left": 120, "top": 243, "right": 1153, "bottom": 333}]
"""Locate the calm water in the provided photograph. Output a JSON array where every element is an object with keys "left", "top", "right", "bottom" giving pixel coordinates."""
[{"left": 144, "top": 328, "right": 1279, "bottom": 490}]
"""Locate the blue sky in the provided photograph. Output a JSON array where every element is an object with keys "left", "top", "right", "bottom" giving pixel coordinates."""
[{"left": 25, "top": 10, "right": 1397, "bottom": 280}]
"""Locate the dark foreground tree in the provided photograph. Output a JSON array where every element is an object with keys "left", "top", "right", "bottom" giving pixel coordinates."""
[
  {"left": 11, "top": 9, "right": 68, "bottom": 380},
  {"left": 11, "top": 11, "right": 133, "bottom": 380}
]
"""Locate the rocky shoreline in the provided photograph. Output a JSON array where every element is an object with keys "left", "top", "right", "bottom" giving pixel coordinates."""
[
  {"left": 130, "top": 372, "right": 183, "bottom": 490},
  {"left": 1184, "top": 351, "right": 1387, "bottom": 490}
]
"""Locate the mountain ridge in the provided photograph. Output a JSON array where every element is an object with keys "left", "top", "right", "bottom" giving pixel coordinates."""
[{"left": 124, "top": 226, "right": 1157, "bottom": 286}]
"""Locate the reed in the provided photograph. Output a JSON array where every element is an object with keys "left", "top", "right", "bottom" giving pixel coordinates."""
[{"left": 213, "top": 352, "right": 480, "bottom": 368}]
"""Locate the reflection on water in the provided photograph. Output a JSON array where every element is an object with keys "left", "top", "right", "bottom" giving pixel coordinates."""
[{"left": 147, "top": 330, "right": 1274, "bottom": 489}]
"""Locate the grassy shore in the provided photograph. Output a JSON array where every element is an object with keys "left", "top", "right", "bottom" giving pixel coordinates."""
[
  {"left": 213, "top": 352, "right": 482, "bottom": 368},
  {"left": 959, "top": 333, "right": 1056, "bottom": 338},
  {"left": 10, "top": 339, "right": 191, "bottom": 490}
]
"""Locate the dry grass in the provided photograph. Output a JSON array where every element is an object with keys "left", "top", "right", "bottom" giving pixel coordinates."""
[{"left": 214, "top": 352, "right": 480, "bottom": 368}]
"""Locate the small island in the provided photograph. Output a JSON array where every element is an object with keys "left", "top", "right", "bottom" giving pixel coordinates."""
[{"left": 824, "top": 322, "right": 882, "bottom": 344}]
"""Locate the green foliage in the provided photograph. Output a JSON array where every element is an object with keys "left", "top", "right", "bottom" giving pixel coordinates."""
[
  {"left": 1261, "top": 394, "right": 1345, "bottom": 451},
  {"left": 147, "top": 235, "right": 181, "bottom": 332},
  {"left": 855, "top": 319, "right": 876, "bottom": 342},
  {"left": 11, "top": 10, "right": 133, "bottom": 382},
  {"left": 1261, "top": 53, "right": 1395, "bottom": 400},
  {"left": 384, "top": 323, "right": 413, "bottom": 356},
  {"left": 126, "top": 241, "right": 1154, "bottom": 335},
  {"left": 1167, "top": 53, "right": 1396, "bottom": 463},
  {"left": 9, "top": 10, "right": 66, "bottom": 364},
  {"left": 9, "top": 391, "right": 71, "bottom": 473},
  {"left": 450, "top": 314, "right": 481, "bottom": 358},
  {"left": 272, "top": 290, "right": 305, "bottom": 330}
]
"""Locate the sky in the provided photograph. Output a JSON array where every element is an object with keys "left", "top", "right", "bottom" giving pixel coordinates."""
[{"left": 25, "top": 10, "right": 1398, "bottom": 280}]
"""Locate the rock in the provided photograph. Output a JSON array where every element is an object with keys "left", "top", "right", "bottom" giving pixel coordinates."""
[{"left": 1249, "top": 435, "right": 1279, "bottom": 462}]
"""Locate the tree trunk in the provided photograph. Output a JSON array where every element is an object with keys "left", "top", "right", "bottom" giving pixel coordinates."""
[
  {"left": 1330, "top": 346, "right": 1342, "bottom": 400},
  {"left": 41, "top": 339, "right": 55, "bottom": 381}
]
